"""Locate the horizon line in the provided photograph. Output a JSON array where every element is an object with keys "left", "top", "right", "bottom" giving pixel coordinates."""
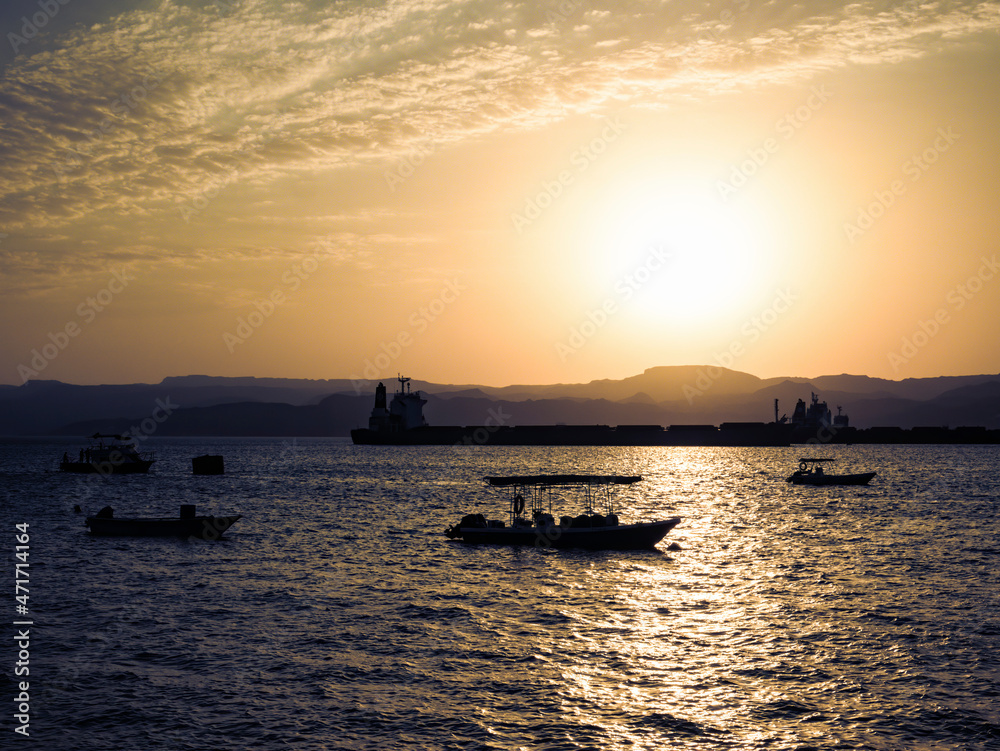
[{"left": 5, "top": 367, "right": 1000, "bottom": 390}]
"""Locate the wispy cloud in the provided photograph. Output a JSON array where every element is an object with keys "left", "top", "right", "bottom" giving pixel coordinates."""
[{"left": 1, "top": 0, "right": 996, "bottom": 249}]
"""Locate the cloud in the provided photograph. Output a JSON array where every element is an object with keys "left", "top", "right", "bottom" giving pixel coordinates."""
[{"left": 0, "top": 0, "right": 996, "bottom": 250}]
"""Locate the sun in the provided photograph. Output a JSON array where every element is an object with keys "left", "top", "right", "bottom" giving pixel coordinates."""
[{"left": 580, "top": 178, "right": 773, "bottom": 326}]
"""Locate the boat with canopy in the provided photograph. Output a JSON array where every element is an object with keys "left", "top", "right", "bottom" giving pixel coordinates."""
[
  {"left": 445, "top": 474, "right": 680, "bottom": 550},
  {"left": 60, "top": 433, "right": 154, "bottom": 474}
]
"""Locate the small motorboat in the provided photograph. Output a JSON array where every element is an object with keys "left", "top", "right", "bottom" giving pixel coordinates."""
[
  {"left": 85, "top": 505, "right": 240, "bottom": 540},
  {"left": 60, "top": 433, "right": 154, "bottom": 474},
  {"left": 786, "top": 458, "right": 876, "bottom": 486},
  {"left": 445, "top": 474, "right": 681, "bottom": 551}
]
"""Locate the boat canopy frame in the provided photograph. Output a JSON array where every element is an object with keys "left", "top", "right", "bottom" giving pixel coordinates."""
[
  {"left": 483, "top": 475, "right": 643, "bottom": 522},
  {"left": 69, "top": 433, "right": 155, "bottom": 463}
]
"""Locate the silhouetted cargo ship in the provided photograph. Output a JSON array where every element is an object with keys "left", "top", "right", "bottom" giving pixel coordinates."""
[
  {"left": 777, "top": 392, "right": 1000, "bottom": 444},
  {"left": 351, "top": 378, "right": 1000, "bottom": 445},
  {"left": 785, "top": 391, "right": 851, "bottom": 443},
  {"left": 349, "top": 377, "right": 793, "bottom": 446}
]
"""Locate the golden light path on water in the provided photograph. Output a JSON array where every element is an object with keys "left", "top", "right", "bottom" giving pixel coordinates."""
[
  {"left": 575, "top": 511, "right": 742, "bottom": 742},
  {"left": 481, "top": 446, "right": 906, "bottom": 750}
]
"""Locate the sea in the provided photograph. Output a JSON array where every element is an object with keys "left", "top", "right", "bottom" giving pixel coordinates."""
[{"left": 1, "top": 437, "right": 998, "bottom": 750}]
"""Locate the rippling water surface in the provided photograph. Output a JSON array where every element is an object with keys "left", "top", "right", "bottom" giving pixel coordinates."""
[{"left": 2, "top": 439, "right": 999, "bottom": 750}]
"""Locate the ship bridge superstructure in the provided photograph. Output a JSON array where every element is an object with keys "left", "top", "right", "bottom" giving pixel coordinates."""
[{"left": 367, "top": 375, "right": 428, "bottom": 433}]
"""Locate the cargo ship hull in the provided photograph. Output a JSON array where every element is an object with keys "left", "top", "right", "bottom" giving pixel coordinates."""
[{"left": 350, "top": 422, "right": 792, "bottom": 447}]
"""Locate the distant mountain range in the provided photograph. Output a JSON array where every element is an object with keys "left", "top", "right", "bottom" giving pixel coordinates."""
[{"left": 2, "top": 367, "right": 999, "bottom": 436}]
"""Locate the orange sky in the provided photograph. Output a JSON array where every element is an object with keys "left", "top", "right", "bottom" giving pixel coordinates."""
[{"left": 2, "top": 1, "right": 999, "bottom": 387}]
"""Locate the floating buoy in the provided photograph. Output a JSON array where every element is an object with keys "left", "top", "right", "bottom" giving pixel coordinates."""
[{"left": 192, "top": 455, "right": 225, "bottom": 475}]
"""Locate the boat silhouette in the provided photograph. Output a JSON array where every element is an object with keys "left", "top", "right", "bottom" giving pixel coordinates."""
[
  {"left": 786, "top": 458, "right": 876, "bottom": 486},
  {"left": 60, "top": 433, "right": 154, "bottom": 474},
  {"left": 445, "top": 475, "right": 681, "bottom": 550}
]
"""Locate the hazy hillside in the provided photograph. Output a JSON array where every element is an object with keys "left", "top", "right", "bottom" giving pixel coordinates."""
[
  {"left": 0, "top": 378, "right": 347, "bottom": 435},
  {"left": 3, "top": 368, "right": 999, "bottom": 435},
  {"left": 476, "top": 366, "right": 769, "bottom": 403},
  {"left": 54, "top": 395, "right": 371, "bottom": 437}
]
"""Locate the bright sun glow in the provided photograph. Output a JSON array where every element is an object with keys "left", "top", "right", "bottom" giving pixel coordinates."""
[{"left": 581, "top": 178, "right": 772, "bottom": 327}]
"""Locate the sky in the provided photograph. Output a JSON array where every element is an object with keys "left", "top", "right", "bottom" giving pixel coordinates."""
[{"left": 1, "top": 0, "right": 999, "bottom": 388}]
